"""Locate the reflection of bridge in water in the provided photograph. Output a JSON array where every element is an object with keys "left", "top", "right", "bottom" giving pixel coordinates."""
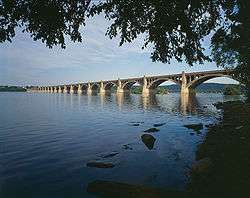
[
  {"left": 35, "top": 70, "right": 235, "bottom": 95},
  {"left": 103, "top": 93, "right": 201, "bottom": 116}
]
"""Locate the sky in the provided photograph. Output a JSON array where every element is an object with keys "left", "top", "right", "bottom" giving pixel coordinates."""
[{"left": 0, "top": 15, "right": 237, "bottom": 86}]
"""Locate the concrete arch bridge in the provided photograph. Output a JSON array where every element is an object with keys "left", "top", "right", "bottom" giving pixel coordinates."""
[{"left": 37, "top": 70, "right": 236, "bottom": 95}]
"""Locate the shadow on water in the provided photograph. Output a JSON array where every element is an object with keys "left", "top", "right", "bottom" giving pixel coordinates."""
[{"left": 86, "top": 180, "right": 185, "bottom": 198}]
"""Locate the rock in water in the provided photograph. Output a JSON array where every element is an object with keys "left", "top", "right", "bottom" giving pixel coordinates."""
[
  {"left": 86, "top": 161, "right": 115, "bottom": 168},
  {"left": 192, "top": 157, "right": 213, "bottom": 174},
  {"left": 153, "top": 123, "right": 166, "bottom": 127},
  {"left": 101, "top": 152, "right": 119, "bottom": 158},
  {"left": 87, "top": 180, "right": 185, "bottom": 198},
  {"left": 143, "top": 128, "right": 160, "bottom": 133},
  {"left": 122, "top": 144, "right": 133, "bottom": 150},
  {"left": 184, "top": 123, "right": 203, "bottom": 132},
  {"left": 141, "top": 134, "right": 156, "bottom": 150}
]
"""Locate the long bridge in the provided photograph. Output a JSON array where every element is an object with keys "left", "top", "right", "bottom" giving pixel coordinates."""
[{"left": 35, "top": 70, "right": 235, "bottom": 95}]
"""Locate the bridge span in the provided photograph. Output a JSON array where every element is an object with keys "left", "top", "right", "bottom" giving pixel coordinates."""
[{"left": 35, "top": 70, "right": 235, "bottom": 95}]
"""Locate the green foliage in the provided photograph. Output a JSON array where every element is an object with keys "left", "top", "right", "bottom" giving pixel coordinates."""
[
  {"left": 131, "top": 86, "right": 142, "bottom": 94},
  {"left": 211, "top": 1, "right": 250, "bottom": 98},
  {"left": 0, "top": 86, "right": 26, "bottom": 92},
  {"left": 223, "top": 85, "right": 240, "bottom": 95},
  {"left": 89, "top": 0, "right": 220, "bottom": 65},
  {"left": 156, "top": 87, "right": 168, "bottom": 95},
  {"left": 1, "top": 0, "right": 221, "bottom": 65},
  {"left": 0, "top": 0, "right": 91, "bottom": 48}
]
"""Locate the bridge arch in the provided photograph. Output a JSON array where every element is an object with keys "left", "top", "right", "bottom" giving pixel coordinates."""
[
  {"left": 72, "top": 85, "right": 78, "bottom": 94},
  {"left": 122, "top": 80, "right": 142, "bottom": 90},
  {"left": 65, "top": 86, "right": 71, "bottom": 93},
  {"left": 187, "top": 74, "right": 238, "bottom": 90},
  {"left": 81, "top": 84, "right": 88, "bottom": 91},
  {"left": 147, "top": 78, "right": 181, "bottom": 89},
  {"left": 104, "top": 82, "right": 117, "bottom": 90},
  {"left": 91, "top": 83, "right": 100, "bottom": 91}
]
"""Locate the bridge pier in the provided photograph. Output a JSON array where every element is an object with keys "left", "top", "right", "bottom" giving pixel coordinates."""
[
  {"left": 87, "top": 83, "right": 92, "bottom": 94},
  {"left": 116, "top": 88, "right": 124, "bottom": 94},
  {"left": 116, "top": 79, "right": 124, "bottom": 94},
  {"left": 77, "top": 84, "right": 82, "bottom": 94},
  {"left": 142, "top": 76, "right": 156, "bottom": 95},
  {"left": 58, "top": 86, "right": 62, "bottom": 93},
  {"left": 63, "top": 85, "right": 68, "bottom": 93},
  {"left": 70, "top": 85, "right": 74, "bottom": 94},
  {"left": 180, "top": 71, "right": 194, "bottom": 95},
  {"left": 99, "top": 81, "right": 106, "bottom": 94}
]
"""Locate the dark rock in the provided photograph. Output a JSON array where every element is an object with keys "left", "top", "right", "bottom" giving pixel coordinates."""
[
  {"left": 235, "top": 126, "right": 243, "bottom": 130},
  {"left": 123, "top": 144, "right": 133, "bottom": 150},
  {"left": 144, "top": 128, "right": 160, "bottom": 133},
  {"left": 141, "top": 134, "right": 156, "bottom": 150},
  {"left": 87, "top": 180, "right": 185, "bottom": 198},
  {"left": 184, "top": 123, "right": 203, "bottom": 132},
  {"left": 153, "top": 123, "right": 166, "bottom": 127},
  {"left": 86, "top": 161, "right": 115, "bottom": 168},
  {"left": 189, "top": 132, "right": 195, "bottom": 135},
  {"left": 173, "top": 152, "right": 181, "bottom": 161},
  {"left": 101, "top": 152, "right": 119, "bottom": 158},
  {"left": 132, "top": 123, "right": 140, "bottom": 126},
  {"left": 192, "top": 157, "right": 213, "bottom": 174},
  {"left": 130, "top": 121, "right": 144, "bottom": 124}
]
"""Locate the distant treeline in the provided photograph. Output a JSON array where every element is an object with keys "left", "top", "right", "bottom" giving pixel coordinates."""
[{"left": 0, "top": 86, "right": 27, "bottom": 92}]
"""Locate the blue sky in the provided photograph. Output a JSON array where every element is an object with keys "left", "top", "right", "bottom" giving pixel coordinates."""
[{"left": 0, "top": 15, "right": 237, "bottom": 86}]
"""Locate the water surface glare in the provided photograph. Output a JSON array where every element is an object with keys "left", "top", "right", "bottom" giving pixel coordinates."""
[{"left": 0, "top": 92, "right": 240, "bottom": 198}]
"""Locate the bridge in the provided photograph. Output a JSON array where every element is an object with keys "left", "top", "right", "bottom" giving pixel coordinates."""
[{"left": 35, "top": 70, "right": 235, "bottom": 95}]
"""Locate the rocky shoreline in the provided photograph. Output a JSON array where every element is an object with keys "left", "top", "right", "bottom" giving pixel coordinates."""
[{"left": 187, "top": 100, "right": 250, "bottom": 198}]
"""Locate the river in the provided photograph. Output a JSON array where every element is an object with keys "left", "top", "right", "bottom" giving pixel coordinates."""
[{"left": 0, "top": 92, "right": 242, "bottom": 198}]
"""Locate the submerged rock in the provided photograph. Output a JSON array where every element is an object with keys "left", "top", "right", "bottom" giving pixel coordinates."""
[
  {"left": 192, "top": 157, "right": 213, "bottom": 174},
  {"left": 101, "top": 152, "right": 119, "bottom": 158},
  {"left": 130, "top": 121, "right": 144, "bottom": 124},
  {"left": 235, "top": 126, "right": 243, "bottom": 130},
  {"left": 141, "top": 134, "right": 156, "bottom": 150},
  {"left": 87, "top": 180, "right": 185, "bottom": 198},
  {"left": 131, "top": 123, "right": 140, "bottom": 126},
  {"left": 205, "top": 124, "right": 213, "bottom": 128},
  {"left": 184, "top": 123, "right": 203, "bottom": 132},
  {"left": 144, "top": 128, "right": 160, "bottom": 133},
  {"left": 122, "top": 144, "right": 133, "bottom": 150},
  {"left": 153, "top": 123, "right": 166, "bottom": 127},
  {"left": 86, "top": 161, "right": 115, "bottom": 168}
]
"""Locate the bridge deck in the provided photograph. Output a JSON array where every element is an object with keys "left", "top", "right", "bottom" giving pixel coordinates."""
[{"left": 51, "top": 69, "right": 233, "bottom": 87}]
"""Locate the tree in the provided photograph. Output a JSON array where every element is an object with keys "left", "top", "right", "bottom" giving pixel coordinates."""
[
  {"left": 0, "top": 0, "right": 221, "bottom": 64},
  {"left": 211, "top": 0, "right": 250, "bottom": 100},
  {"left": 0, "top": 0, "right": 91, "bottom": 48}
]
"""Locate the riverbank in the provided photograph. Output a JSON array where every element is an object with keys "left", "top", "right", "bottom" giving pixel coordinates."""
[
  {"left": 187, "top": 100, "right": 250, "bottom": 198},
  {"left": 0, "top": 86, "right": 26, "bottom": 92}
]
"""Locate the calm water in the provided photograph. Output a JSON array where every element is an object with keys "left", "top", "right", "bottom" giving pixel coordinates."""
[{"left": 0, "top": 92, "right": 241, "bottom": 198}]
